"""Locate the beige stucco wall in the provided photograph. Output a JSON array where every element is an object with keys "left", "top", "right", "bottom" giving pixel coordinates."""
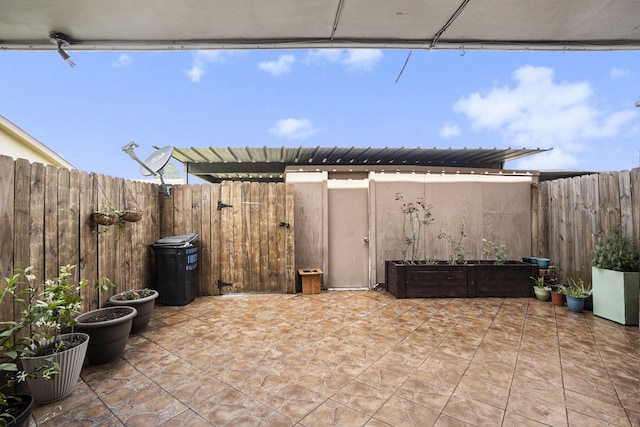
[
  {"left": 289, "top": 169, "right": 534, "bottom": 288},
  {"left": 371, "top": 172, "right": 533, "bottom": 284}
]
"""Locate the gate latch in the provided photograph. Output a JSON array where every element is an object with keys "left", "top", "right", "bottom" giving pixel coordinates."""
[{"left": 217, "top": 201, "right": 233, "bottom": 210}]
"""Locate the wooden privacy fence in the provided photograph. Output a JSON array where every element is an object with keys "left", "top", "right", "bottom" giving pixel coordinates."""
[
  {"left": 0, "top": 155, "right": 295, "bottom": 324},
  {"left": 532, "top": 168, "right": 640, "bottom": 285}
]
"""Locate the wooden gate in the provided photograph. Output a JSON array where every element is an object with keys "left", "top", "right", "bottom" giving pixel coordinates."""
[{"left": 161, "top": 181, "right": 295, "bottom": 295}]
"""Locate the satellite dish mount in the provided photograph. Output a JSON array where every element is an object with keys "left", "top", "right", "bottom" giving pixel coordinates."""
[{"left": 122, "top": 142, "right": 173, "bottom": 197}]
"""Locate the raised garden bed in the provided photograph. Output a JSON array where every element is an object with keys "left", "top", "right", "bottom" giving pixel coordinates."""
[{"left": 385, "top": 260, "right": 539, "bottom": 299}]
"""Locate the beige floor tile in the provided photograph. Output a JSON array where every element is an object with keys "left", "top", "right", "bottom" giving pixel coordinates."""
[
  {"left": 454, "top": 375, "right": 510, "bottom": 410},
  {"left": 442, "top": 394, "right": 505, "bottom": 426},
  {"left": 506, "top": 391, "right": 568, "bottom": 426},
  {"left": 157, "top": 409, "right": 213, "bottom": 427},
  {"left": 567, "top": 409, "right": 626, "bottom": 427},
  {"left": 510, "top": 374, "right": 565, "bottom": 405},
  {"left": 464, "top": 358, "right": 516, "bottom": 389},
  {"left": 332, "top": 380, "right": 391, "bottom": 416},
  {"left": 502, "top": 411, "right": 553, "bottom": 426},
  {"left": 301, "top": 399, "right": 371, "bottom": 427},
  {"left": 395, "top": 377, "right": 454, "bottom": 413},
  {"left": 373, "top": 395, "right": 440, "bottom": 427},
  {"left": 565, "top": 389, "right": 632, "bottom": 426}
]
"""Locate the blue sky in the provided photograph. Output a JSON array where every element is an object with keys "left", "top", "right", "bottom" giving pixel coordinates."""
[{"left": 1, "top": 48, "right": 639, "bottom": 179}]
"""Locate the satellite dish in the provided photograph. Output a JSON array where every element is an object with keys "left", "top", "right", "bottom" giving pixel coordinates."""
[{"left": 140, "top": 146, "right": 173, "bottom": 176}]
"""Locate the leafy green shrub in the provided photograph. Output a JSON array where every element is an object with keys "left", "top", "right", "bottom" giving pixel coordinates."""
[{"left": 592, "top": 224, "right": 639, "bottom": 272}]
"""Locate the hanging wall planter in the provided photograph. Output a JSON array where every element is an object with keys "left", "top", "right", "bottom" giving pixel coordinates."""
[
  {"left": 122, "top": 210, "right": 143, "bottom": 222},
  {"left": 92, "top": 211, "right": 120, "bottom": 226}
]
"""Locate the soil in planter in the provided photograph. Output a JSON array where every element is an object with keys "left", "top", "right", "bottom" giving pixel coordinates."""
[
  {"left": 0, "top": 396, "right": 31, "bottom": 422},
  {"left": 80, "top": 309, "right": 131, "bottom": 323},
  {"left": 33, "top": 335, "right": 87, "bottom": 357}
]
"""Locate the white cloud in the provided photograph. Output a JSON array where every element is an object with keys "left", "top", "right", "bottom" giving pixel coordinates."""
[
  {"left": 113, "top": 54, "right": 132, "bottom": 68},
  {"left": 304, "top": 49, "right": 382, "bottom": 72},
  {"left": 269, "top": 118, "right": 317, "bottom": 140},
  {"left": 186, "top": 51, "right": 230, "bottom": 83},
  {"left": 258, "top": 54, "right": 295, "bottom": 76},
  {"left": 453, "top": 65, "right": 637, "bottom": 170},
  {"left": 610, "top": 67, "right": 631, "bottom": 79},
  {"left": 440, "top": 123, "right": 461, "bottom": 139}
]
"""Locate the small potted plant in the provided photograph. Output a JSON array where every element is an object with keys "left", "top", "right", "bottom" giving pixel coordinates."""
[
  {"left": 559, "top": 278, "right": 593, "bottom": 313},
  {"left": 550, "top": 285, "right": 565, "bottom": 306},
  {"left": 531, "top": 276, "right": 551, "bottom": 301},
  {"left": 1, "top": 265, "right": 89, "bottom": 405},
  {"left": 592, "top": 224, "right": 640, "bottom": 325},
  {"left": 108, "top": 288, "right": 159, "bottom": 333}
]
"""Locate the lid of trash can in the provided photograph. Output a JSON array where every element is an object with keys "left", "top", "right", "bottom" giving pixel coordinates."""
[{"left": 153, "top": 233, "right": 199, "bottom": 247}]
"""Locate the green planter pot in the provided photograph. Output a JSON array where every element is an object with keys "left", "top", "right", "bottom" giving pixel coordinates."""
[
  {"left": 533, "top": 286, "right": 551, "bottom": 301},
  {"left": 592, "top": 266, "right": 640, "bottom": 326}
]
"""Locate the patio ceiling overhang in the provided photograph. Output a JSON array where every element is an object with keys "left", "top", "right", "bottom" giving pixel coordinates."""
[
  {"left": 1, "top": 1, "right": 639, "bottom": 52},
  {"left": 171, "top": 146, "right": 549, "bottom": 183}
]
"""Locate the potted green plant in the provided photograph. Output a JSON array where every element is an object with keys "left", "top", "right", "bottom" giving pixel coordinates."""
[
  {"left": 531, "top": 276, "right": 551, "bottom": 301},
  {"left": 108, "top": 288, "right": 159, "bottom": 333},
  {"left": 1, "top": 265, "right": 89, "bottom": 406},
  {"left": 75, "top": 278, "right": 137, "bottom": 365},
  {"left": 550, "top": 286, "right": 565, "bottom": 306},
  {"left": 591, "top": 224, "right": 640, "bottom": 325},
  {"left": 559, "top": 278, "right": 593, "bottom": 313}
]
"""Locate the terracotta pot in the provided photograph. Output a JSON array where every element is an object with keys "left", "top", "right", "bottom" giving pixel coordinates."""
[{"left": 551, "top": 291, "right": 565, "bottom": 306}]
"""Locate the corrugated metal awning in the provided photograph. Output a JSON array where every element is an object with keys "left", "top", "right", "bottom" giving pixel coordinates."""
[{"left": 172, "top": 146, "right": 549, "bottom": 183}]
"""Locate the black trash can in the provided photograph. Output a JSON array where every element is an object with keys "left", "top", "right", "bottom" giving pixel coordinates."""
[{"left": 151, "top": 233, "right": 199, "bottom": 306}]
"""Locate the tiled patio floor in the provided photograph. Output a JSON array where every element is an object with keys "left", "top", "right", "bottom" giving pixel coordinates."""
[{"left": 31, "top": 291, "right": 639, "bottom": 426}]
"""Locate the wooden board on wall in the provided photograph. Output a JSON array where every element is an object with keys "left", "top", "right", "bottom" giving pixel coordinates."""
[
  {"left": 29, "top": 162, "right": 45, "bottom": 284},
  {"left": 13, "top": 158, "right": 30, "bottom": 272},
  {"left": 0, "top": 156, "right": 15, "bottom": 324}
]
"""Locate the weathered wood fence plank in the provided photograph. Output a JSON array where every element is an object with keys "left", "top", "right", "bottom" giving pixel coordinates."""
[{"left": 533, "top": 168, "right": 640, "bottom": 285}]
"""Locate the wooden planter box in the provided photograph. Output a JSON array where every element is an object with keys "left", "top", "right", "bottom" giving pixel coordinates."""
[
  {"left": 470, "top": 261, "right": 539, "bottom": 297},
  {"left": 386, "top": 260, "right": 538, "bottom": 299}
]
